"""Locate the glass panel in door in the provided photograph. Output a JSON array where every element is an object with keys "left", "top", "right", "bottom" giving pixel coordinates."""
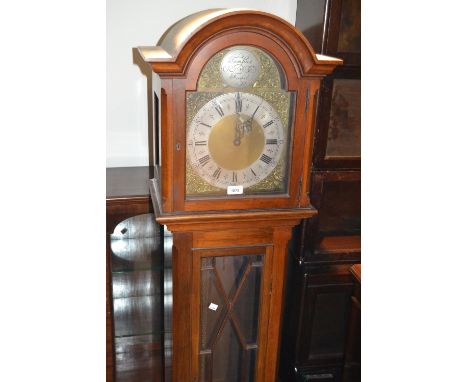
[{"left": 199, "top": 254, "right": 264, "bottom": 382}]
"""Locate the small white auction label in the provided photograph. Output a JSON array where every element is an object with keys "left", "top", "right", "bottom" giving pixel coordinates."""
[
  {"left": 227, "top": 185, "right": 243, "bottom": 195},
  {"left": 208, "top": 303, "right": 218, "bottom": 311}
]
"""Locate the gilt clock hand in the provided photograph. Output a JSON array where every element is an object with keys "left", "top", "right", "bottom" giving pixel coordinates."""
[
  {"left": 243, "top": 104, "right": 260, "bottom": 133},
  {"left": 233, "top": 116, "right": 242, "bottom": 146}
]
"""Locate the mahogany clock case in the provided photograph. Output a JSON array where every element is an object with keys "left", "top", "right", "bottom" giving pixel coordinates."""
[
  {"left": 106, "top": 7, "right": 358, "bottom": 382},
  {"left": 133, "top": 9, "right": 342, "bottom": 382},
  {"left": 103, "top": 8, "right": 350, "bottom": 382}
]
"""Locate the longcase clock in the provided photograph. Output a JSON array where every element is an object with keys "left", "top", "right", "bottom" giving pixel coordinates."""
[{"left": 137, "top": 9, "right": 341, "bottom": 382}]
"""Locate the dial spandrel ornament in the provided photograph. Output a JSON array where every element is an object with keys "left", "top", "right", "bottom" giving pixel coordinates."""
[{"left": 220, "top": 49, "right": 260, "bottom": 88}]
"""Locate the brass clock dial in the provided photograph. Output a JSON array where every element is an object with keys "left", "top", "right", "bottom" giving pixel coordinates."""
[{"left": 187, "top": 92, "right": 284, "bottom": 189}]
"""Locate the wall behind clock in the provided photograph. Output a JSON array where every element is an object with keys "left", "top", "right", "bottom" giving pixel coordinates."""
[{"left": 106, "top": 0, "right": 298, "bottom": 167}]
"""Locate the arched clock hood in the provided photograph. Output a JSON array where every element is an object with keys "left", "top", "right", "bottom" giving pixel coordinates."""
[{"left": 138, "top": 9, "right": 342, "bottom": 76}]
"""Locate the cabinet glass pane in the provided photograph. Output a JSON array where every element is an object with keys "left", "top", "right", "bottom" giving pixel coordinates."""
[
  {"left": 199, "top": 253, "right": 263, "bottom": 382},
  {"left": 295, "top": 0, "right": 327, "bottom": 51},
  {"left": 112, "top": 270, "right": 159, "bottom": 299},
  {"left": 337, "top": 0, "right": 361, "bottom": 53},
  {"left": 109, "top": 213, "right": 163, "bottom": 381},
  {"left": 245, "top": 348, "right": 257, "bottom": 381},
  {"left": 232, "top": 263, "right": 262, "bottom": 343},
  {"left": 200, "top": 267, "right": 226, "bottom": 350},
  {"left": 308, "top": 292, "right": 350, "bottom": 359},
  {"left": 216, "top": 255, "right": 250, "bottom": 298},
  {"left": 319, "top": 180, "right": 361, "bottom": 235},
  {"left": 212, "top": 320, "right": 243, "bottom": 381},
  {"left": 113, "top": 295, "right": 159, "bottom": 338},
  {"left": 326, "top": 79, "right": 361, "bottom": 157}
]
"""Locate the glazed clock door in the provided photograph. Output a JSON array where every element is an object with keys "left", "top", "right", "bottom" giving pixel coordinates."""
[
  {"left": 192, "top": 246, "right": 273, "bottom": 382},
  {"left": 185, "top": 46, "right": 295, "bottom": 199}
]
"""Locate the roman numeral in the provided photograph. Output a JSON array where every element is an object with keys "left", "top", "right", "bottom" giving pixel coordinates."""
[
  {"left": 250, "top": 168, "right": 257, "bottom": 177},
  {"left": 260, "top": 154, "right": 272, "bottom": 164},
  {"left": 232, "top": 172, "right": 237, "bottom": 183},
  {"left": 199, "top": 122, "right": 211, "bottom": 128},
  {"left": 212, "top": 167, "right": 222, "bottom": 180},
  {"left": 198, "top": 155, "right": 210, "bottom": 167},
  {"left": 235, "top": 93, "right": 242, "bottom": 113},
  {"left": 263, "top": 120, "right": 274, "bottom": 128},
  {"left": 214, "top": 103, "right": 224, "bottom": 117},
  {"left": 195, "top": 141, "right": 207, "bottom": 146},
  {"left": 266, "top": 139, "right": 278, "bottom": 145}
]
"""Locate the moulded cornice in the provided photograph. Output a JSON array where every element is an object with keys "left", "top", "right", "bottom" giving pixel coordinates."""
[{"left": 137, "top": 9, "right": 342, "bottom": 77}]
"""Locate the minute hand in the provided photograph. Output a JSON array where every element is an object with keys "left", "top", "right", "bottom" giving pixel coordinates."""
[{"left": 244, "top": 105, "right": 260, "bottom": 132}]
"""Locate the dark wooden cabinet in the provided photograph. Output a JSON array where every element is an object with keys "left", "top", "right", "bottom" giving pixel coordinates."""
[
  {"left": 280, "top": 2, "right": 361, "bottom": 381},
  {"left": 106, "top": 167, "right": 164, "bottom": 382},
  {"left": 296, "top": 0, "right": 361, "bottom": 170},
  {"left": 281, "top": 261, "right": 359, "bottom": 381},
  {"left": 342, "top": 265, "right": 361, "bottom": 382},
  {"left": 297, "top": 269, "right": 354, "bottom": 367}
]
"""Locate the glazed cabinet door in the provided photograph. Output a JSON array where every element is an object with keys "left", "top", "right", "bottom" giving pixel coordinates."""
[
  {"left": 108, "top": 213, "right": 163, "bottom": 381},
  {"left": 296, "top": 266, "right": 354, "bottom": 372},
  {"left": 192, "top": 246, "right": 273, "bottom": 382}
]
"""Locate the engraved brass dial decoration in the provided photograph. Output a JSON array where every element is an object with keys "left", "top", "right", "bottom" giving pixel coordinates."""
[
  {"left": 220, "top": 49, "right": 260, "bottom": 88},
  {"left": 187, "top": 92, "right": 284, "bottom": 189}
]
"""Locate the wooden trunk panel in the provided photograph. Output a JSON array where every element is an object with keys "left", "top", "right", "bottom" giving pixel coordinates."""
[
  {"left": 171, "top": 232, "right": 194, "bottom": 381},
  {"left": 193, "top": 229, "right": 273, "bottom": 248}
]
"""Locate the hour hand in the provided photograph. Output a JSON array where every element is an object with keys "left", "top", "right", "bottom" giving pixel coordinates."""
[
  {"left": 233, "top": 118, "right": 242, "bottom": 146},
  {"left": 243, "top": 117, "right": 253, "bottom": 133}
]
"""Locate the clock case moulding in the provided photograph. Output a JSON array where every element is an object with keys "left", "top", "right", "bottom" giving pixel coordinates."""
[{"left": 137, "top": 8, "right": 342, "bottom": 220}]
